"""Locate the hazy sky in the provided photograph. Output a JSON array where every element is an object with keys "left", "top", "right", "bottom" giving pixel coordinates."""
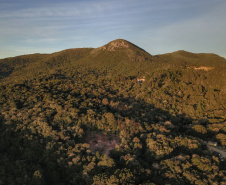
[{"left": 1, "top": 0, "right": 226, "bottom": 59}]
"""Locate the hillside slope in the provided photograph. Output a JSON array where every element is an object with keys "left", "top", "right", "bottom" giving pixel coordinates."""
[
  {"left": 0, "top": 39, "right": 226, "bottom": 184},
  {"left": 1, "top": 38, "right": 226, "bottom": 121}
]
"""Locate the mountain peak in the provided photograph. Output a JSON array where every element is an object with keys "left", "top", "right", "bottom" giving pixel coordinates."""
[
  {"left": 98, "top": 39, "right": 132, "bottom": 51},
  {"left": 108, "top": 39, "right": 130, "bottom": 45}
]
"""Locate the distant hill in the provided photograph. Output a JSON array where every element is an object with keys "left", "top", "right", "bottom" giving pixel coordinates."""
[{"left": 1, "top": 39, "right": 226, "bottom": 83}]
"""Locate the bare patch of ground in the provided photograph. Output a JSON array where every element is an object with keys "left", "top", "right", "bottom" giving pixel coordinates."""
[
  {"left": 194, "top": 66, "right": 214, "bottom": 71},
  {"left": 85, "top": 131, "right": 120, "bottom": 156},
  {"left": 94, "top": 39, "right": 130, "bottom": 52}
]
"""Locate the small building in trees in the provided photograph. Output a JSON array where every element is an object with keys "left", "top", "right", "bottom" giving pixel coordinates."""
[
  {"left": 137, "top": 76, "right": 145, "bottom": 83},
  {"left": 208, "top": 141, "right": 217, "bottom": 146}
]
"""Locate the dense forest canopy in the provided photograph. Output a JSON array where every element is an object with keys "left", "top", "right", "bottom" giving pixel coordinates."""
[{"left": 0, "top": 39, "right": 226, "bottom": 184}]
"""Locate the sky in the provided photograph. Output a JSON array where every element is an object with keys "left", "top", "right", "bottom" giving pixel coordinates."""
[{"left": 0, "top": 0, "right": 226, "bottom": 59}]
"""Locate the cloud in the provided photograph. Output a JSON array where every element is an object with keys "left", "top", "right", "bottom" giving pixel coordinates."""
[
  {"left": 0, "top": 0, "right": 226, "bottom": 59},
  {"left": 0, "top": 0, "right": 151, "bottom": 45},
  {"left": 0, "top": 0, "right": 134, "bottom": 19}
]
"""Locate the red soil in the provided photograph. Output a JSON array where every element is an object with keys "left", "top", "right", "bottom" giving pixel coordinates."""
[{"left": 85, "top": 131, "right": 119, "bottom": 156}]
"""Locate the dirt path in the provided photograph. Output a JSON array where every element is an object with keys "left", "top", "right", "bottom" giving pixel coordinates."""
[
  {"left": 207, "top": 145, "right": 226, "bottom": 158},
  {"left": 198, "top": 139, "right": 226, "bottom": 158}
]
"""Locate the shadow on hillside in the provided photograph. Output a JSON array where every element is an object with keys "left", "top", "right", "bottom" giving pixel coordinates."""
[
  {"left": 0, "top": 115, "right": 88, "bottom": 185},
  {"left": 98, "top": 89, "right": 194, "bottom": 131},
  {"left": 0, "top": 63, "right": 14, "bottom": 81},
  {"left": 0, "top": 81, "right": 217, "bottom": 184}
]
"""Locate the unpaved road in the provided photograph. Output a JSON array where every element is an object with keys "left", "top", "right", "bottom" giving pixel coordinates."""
[
  {"left": 199, "top": 139, "right": 226, "bottom": 158},
  {"left": 207, "top": 145, "right": 226, "bottom": 158}
]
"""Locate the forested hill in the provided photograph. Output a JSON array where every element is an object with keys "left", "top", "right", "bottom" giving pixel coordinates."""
[
  {"left": 0, "top": 39, "right": 226, "bottom": 184},
  {"left": 1, "top": 39, "right": 226, "bottom": 82}
]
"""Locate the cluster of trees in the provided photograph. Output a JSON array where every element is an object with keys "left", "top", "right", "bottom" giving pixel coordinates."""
[
  {"left": 0, "top": 67, "right": 225, "bottom": 184},
  {"left": 0, "top": 40, "right": 226, "bottom": 184}
]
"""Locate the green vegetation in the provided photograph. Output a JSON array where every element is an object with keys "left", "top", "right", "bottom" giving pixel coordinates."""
[{"left": 0, "top": 39, "right": 226, "bottom": 184}]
